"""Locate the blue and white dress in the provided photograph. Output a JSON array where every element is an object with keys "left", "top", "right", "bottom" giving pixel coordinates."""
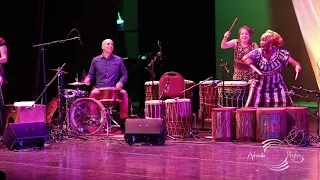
[{"left": 245, "top": 47, "right": 293, "bottom": 107}]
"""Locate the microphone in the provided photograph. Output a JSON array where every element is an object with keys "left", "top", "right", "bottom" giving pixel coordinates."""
[{"left": 75, "top": 29, "right": 83, "bottom": 45}]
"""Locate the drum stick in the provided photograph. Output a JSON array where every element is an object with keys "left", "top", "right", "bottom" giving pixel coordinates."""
[{"left": 228, "top": 18, "right": 238, "bottom": 32}]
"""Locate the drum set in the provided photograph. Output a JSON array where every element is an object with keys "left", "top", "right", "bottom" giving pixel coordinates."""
[{"left": 46, "top": 69, "right": 124, "bottom": 137}]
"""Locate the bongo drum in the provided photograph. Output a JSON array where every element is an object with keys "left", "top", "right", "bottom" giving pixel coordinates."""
[
  {"left": 256, "top": 108, "right": 287, "bottom": 142},
  {"left": 211, "top": 107, "right": 236, "bottom": 141},
  {"left": 285, "top": 107, "right": 309, "bottom": 134},
  {"left": 144, "top": 81, "right": 159, "bottom": 101},
  {"left": 144, "top": 100, "right": 163, "bottom": 119},
  {"left": 165, "top": 99, "right": 192, "bottom": 138},
  {"left": 236, "top": 108, "right": 256, "bottom": 142},
  {"left": 218, "top": 81, "right": 248, "bottom": 108},
  {"left": 198, "top": 80, "right": 218, "bottom": 121}
]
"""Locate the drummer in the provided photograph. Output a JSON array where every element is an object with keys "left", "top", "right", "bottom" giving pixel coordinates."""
[{"left": 84, "top": 39, "right": 129, "bottom": 131}]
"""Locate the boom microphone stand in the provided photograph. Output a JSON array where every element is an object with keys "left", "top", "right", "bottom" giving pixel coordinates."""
[{"left": 148, "top": 53, "right": 161, "bottom": 100}]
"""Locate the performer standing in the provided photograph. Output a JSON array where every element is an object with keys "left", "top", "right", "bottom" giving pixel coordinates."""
[
  {"left": 84, "top": 39, "right": 129, "bottom": 131},
  {"left": 243, "top": 30, "right": 302, "bottom": 107},
  {"left": 221, "top": 26, "right": 259, "bottom": 81},
  {"left": 0, "top": 38, "right": 8, "bottom": 134}
]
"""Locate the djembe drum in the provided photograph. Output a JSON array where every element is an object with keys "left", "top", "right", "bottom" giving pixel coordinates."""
[
  {"left": 218, "top": 81, "right": 248, "bottom": 108},
  {"left": 198, "top": 80, "right": 218, "bottom": 121},
  {"left": 165, "top": 99, "right": 192, "bottom": 138},
  {"left": 144, "top": 100, "right": 163, "bottom": 119},
  {"left": 144, "top": 81, "right": 159, "bottom": 101},
  {"left": 256, "top": 108, "right": 287, "bottom": 142},
  {"left": 236, "top": 108, "right": 256, "bottom": 142},
  {"left": 285, "top": 107, "right": 309, "bottom": 134},
  {"left": 211, "top": 107, "right": 236, "bottom": 141}
]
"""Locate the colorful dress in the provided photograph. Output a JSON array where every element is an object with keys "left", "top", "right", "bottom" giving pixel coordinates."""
[
  {"left": 233, "top": 41, "right": 256, "bottom": 81},
  {"left": 245, "top": 47, "right": 293, "bottom": 107}
]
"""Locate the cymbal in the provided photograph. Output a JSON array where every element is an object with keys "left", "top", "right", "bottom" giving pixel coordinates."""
[
  {"left": 68, "top": 82, "right": 86, "bottom": 86},
  {"left": 50, "top": 68, "right": 68, "bottom": 74}
]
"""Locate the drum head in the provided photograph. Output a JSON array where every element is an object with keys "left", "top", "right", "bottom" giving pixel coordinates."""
[
  {"left": 99, "top": 87, "right": 121, "bottom": 91},
  {"left": 69, "top": 98, "right": 106, "bottom": 136},
  {"left": 218, "top": 81, "right": 248, "bottom": 86}
]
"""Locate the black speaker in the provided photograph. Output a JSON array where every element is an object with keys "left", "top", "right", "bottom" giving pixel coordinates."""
[
  {"left": 124, "top": 118, "right": 167, "bottom": 145},
  {"left": 2, "top": 122, "right": 49, "bottom": 150}
]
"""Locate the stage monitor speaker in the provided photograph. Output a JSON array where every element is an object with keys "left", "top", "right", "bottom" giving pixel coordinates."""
[
  {"left": 124, "top": 118, "right": 167, "bottom": 145},
  {"left": 2, "top": 122, "right": 49, "bottom": 150}
]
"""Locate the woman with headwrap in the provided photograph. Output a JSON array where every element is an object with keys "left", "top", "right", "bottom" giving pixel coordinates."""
[{"left": 242, "top": 30, "right": 302, "bottom": 107}]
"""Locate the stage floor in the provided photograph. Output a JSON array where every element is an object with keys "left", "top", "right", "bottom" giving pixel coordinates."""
[
  {"left": 0, "top": 117, "right": 320, "bottom": 180},
  {"left": 0, "top": 132, "right": 320, "bottom": 179}
]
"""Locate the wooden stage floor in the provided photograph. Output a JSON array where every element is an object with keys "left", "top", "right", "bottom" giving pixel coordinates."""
[{"left": 0, "top": 118, "right": 320, "bottom": 180}]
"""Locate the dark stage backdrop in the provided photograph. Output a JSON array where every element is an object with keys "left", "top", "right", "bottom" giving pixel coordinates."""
[
  {"left": 1, "top": 0, "right": 117, "bottom": 104},
  {"left": 138, "top": 0, "right": 215, "bottom": 111}
]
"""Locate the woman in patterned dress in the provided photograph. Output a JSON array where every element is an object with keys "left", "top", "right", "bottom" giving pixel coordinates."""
[
  {"left": 221, "top": 26, "right": 259, "bottom": 81},
  {"left": 243, "top": 30, "right": 302, "bottom": 107}
]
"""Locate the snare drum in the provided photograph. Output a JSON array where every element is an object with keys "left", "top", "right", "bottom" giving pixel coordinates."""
[
  {"left": 99, "top": 87, "right": 122, "bottom": 103},
  {"left": 198, "top": 80, "right": 218, "bottom": 121},
  {"left": 256, "top": 108, "right": 287, "bottom": 142},
  {"left": 165, "top": 99, "right": 192, "bottom": 137},
  {"left": 218, "top": 81, "right": 248, "bottom": 108},
  {"left": 145, "top": 100, "right": 163, "bottom": 119},
  {"left": 69, "top": 98, "right": 107, "bottom": 136},
  {"left": 144, "top": 81, "right": 159, "bottom": 101}
]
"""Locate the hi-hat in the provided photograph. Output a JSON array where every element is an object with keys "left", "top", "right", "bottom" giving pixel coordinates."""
[
  {"left": 50, "top": 68, "right": 68, "bottom": 74},
  {"left": 68, "top": 82, "right": 86, "bottom": 86}
]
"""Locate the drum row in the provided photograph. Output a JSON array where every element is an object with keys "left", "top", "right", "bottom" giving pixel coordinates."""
[
  {"left": 211, "top": 107, "right": 309, "bottom": 142},
  {"left": 144, "top": 80, "right": 250, "bottom": 121}
]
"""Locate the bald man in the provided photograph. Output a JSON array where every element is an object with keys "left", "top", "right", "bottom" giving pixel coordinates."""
[{"left": 84, "top": 39, "right": 129, "bottom": 131}]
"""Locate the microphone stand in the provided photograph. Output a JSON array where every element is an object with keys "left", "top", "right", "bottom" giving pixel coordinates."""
[
  {"left": 291, "top": 86, "right": 320, "bottom": 140},
  {"left": 159, "top": 79, "right": 174, "bottom": 140},
  {"left": 219, "top": 61, "right": 228, "bottom": 107},
  {"left": 147, "top": 53, "right": 160, "bottom": 100},
  {"left": 33, "top": 36, "right": 80, "bottom": 105}
]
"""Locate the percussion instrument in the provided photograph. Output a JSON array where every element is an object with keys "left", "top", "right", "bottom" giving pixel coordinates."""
[
  {"left": 165, "top": 99, "right": 192, "bottom": 138},
  {"left": 236, "top": 108, "right": 256, "bottom": 142},
  {"left": 69, "top": 98, "right": 107, "bottom": 136},
  {"left": 183, "top": 80, "right": 194, "bottom": 100},
  {"left": 218, "top": 81, "right": 248, "bottom": 108},
  {"left": 144, "top": 81, "right": 159, "bottom": 101},
  {"left": 64, "top": 89, "right": 88, "bottom": 99},
  {"left": 198, "top": 80, "right": 219, "bottom": 121},
  {"left": 256, "top": 108, "right": 287, "bottom": 142},
  {"left": 98, "top": 87, "right": 122, "bottom": 103},
  {"left": 144, "top": 100, "right": 163, "bottom": 119},
  {"left": 285, "top": 107, "right": 309, "bottom": 134},
  {"left": 211, "top": 107, "right": 236, "bottom": 142},
  {"left": 68, "top": 82, "right": 86, "bottom": 86}
]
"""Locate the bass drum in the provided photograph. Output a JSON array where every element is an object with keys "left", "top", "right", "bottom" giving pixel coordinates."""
[{"left": 69, "top": 98, "right": 107, "bottom": 136}]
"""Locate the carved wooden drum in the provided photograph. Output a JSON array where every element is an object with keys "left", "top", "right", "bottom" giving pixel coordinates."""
[
  {"left": 144, "top": 81, "right": 159, "bottom": 101},
  {"left": 218, "top": 81, "right": 248, "bottom": 108},
  {"left": 198, "top": 80, "right": 219, "bottom": 121},
  {"left": 285, "top": 107, "right": 309, "bottom": 134},
  {"left": 256, "top": 108, "right": 287, "bottom": 142},
  {"left": 144, "top": 100, "right": 163, "bottom": 119},
  {"left": 165, "top": 99, "right": 192, "bottom": 138},
  {"left": 211, "top": 107, "right": 236, "bottom": 141},
  {"left": 236, "top": 108, "right": 257, "bottom": 142}
]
